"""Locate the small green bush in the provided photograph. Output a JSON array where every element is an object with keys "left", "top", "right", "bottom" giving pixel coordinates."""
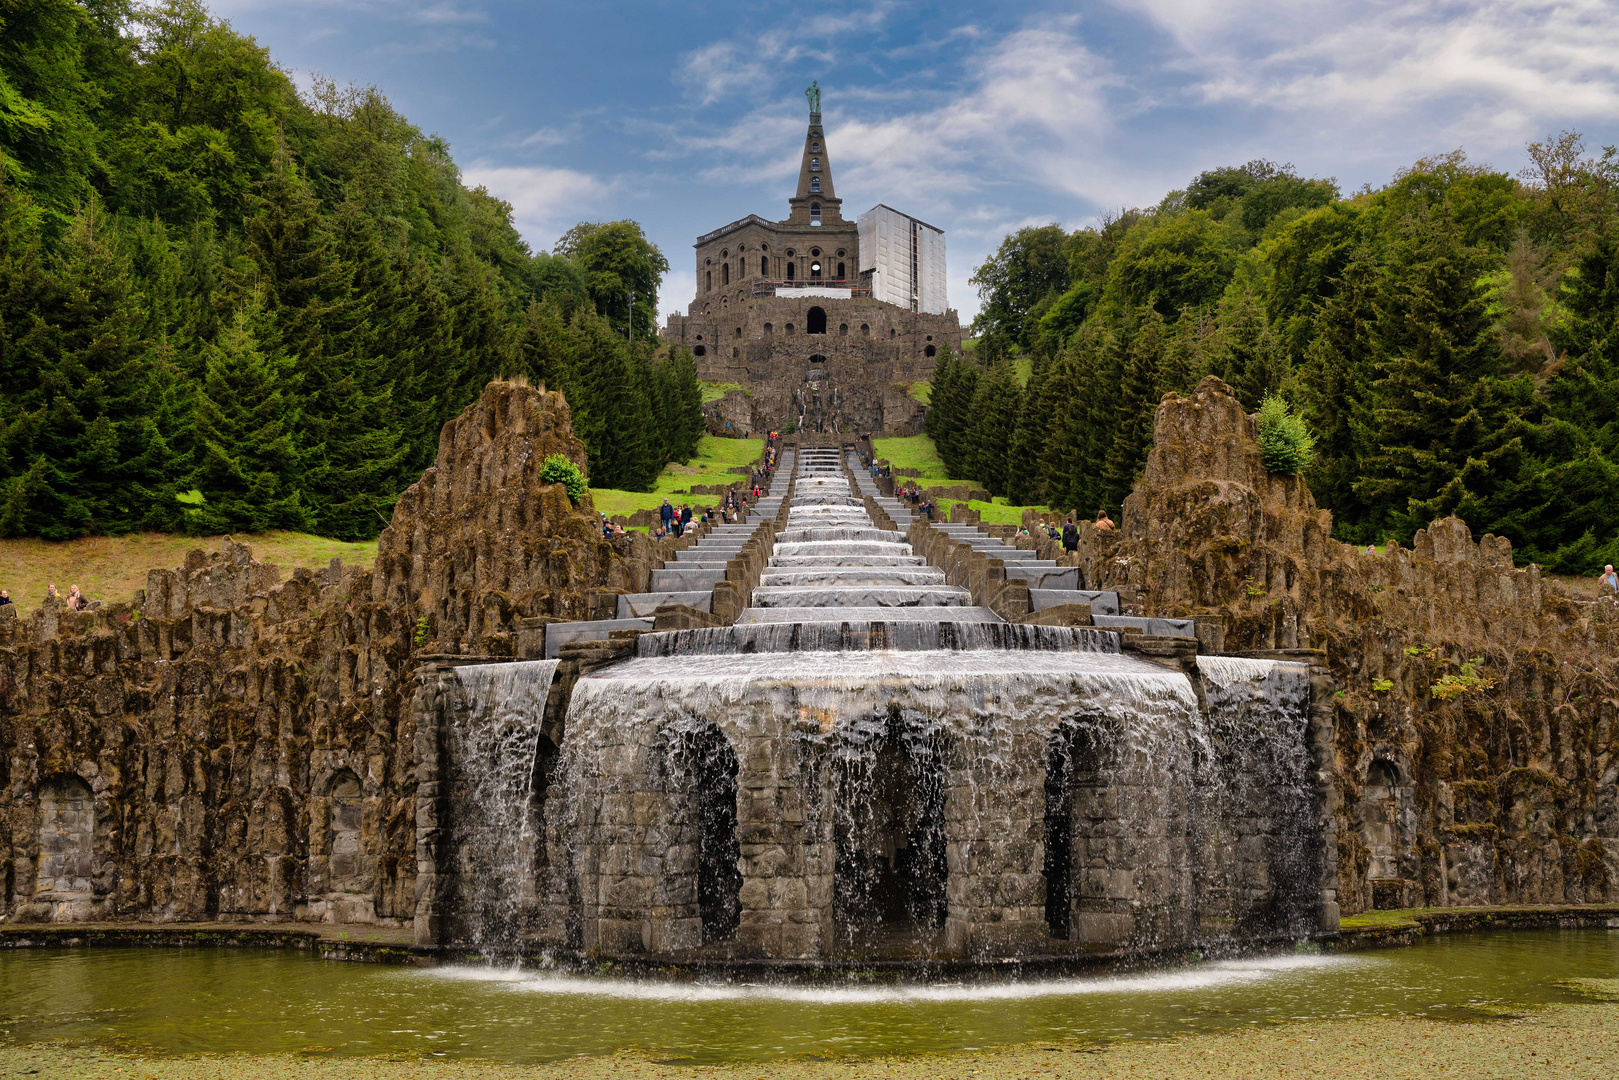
[
  {"left": 1256, "top": 394, "right": 1315, "bottom": 475},
  {"left": 540, "top": 454, "right": 586, "bottom": 505}
]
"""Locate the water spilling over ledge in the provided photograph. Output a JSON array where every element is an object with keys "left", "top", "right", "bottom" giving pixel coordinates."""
[{"left": 431, "top": 446, "right": 1332, "bottom": 967}]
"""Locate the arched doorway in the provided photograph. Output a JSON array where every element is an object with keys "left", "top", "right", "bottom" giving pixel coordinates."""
[
  {"left": 326, "top": 770, "right": 364, "bottom": 893},
  {"left": 807, "top": 306, "right": 827, "bottom": 335},
  {"left": 1043, "top": 718, "right": 1115, "bottom": 938},
  {"left": 37, "top": 775, "right": 94, "bottom": 896},
  {"left": 670, "top": 725, "right": 742, "bottom": 942},
  {"left": 833, "top": 709, "right": 948, "bottom": 943}
]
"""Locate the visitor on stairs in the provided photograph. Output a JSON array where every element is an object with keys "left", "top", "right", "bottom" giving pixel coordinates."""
[
  {"left": 1095, "top": 510, "right": 1115, "bottom": 533},
  {"left": 1062, "top": 520, "right": 1079, "bottom": 553},
  {"left": 680, "top": 505, "right": 693, "bottom": 534}
]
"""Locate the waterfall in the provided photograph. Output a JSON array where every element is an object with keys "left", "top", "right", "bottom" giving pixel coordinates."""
[
  {"left": 447, "top": 659, "right": 560, "bottom": 957},
  {"left": 1194, "top": 657, "right": 1317, "bottom": 943}
]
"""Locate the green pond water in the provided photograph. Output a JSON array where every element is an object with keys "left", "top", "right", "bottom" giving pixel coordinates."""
[{"left": 1, "top": 931, "right": 1616, "bottom": 1064}]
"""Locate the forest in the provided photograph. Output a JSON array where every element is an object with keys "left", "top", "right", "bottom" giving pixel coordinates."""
[
  {"left": 0, "top": 0, "right": 702, "bottom": 541},
  {"left": 929, "top": 142, "right": 1619, "bottom": 572}
]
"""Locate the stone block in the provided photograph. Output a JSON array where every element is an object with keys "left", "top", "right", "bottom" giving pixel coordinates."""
[{"left": 1075, "top": 911, "right": 1134, "bottom": 946}]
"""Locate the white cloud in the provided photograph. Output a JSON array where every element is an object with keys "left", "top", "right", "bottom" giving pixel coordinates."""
[
  {"left": 460, "top": 164, "right": 617, "bottom": 252},
  {"left": 1111, "top": 0, "right": 1619, "bottom": 153}
]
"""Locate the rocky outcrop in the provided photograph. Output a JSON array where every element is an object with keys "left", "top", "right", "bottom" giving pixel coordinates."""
[
  {"left": 0, "top": 381, "right": 649, "bottom": 925},
  {"left": 1084, "top": 376, "right": 1619, "bottom": 914}
]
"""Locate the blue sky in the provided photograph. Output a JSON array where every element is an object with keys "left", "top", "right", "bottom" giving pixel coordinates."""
[{"left": 208, "top": 0, "right": 1619, "bottom": 325}]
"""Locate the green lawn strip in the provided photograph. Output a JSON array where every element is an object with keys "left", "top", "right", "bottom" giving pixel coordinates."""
[
  {"left": 931, "top": 497, "right": 1050, "bottom": 526},
  {"left": 699, "top": 380, "right": 745, "bottom": 403},
  {"left": 903, "top": 380, "right": 932, "bottom": 404},
  {"left": 0, "top": 531, "right": 378, "bottom": 613},
  {"left": 869, "top": 434, "right": 977, "bottom": 485},
  {"left": 588, "top": 435, "right": 765, "bottom": 517}
]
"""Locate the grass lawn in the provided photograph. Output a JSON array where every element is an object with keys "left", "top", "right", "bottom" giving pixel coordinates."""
[
  {"left": 870, "top": 434, "right": 978, "bottom": 485},
  {"left": 903, "top": 381, "right": 932, "bottom": 404},
  {"left": 699, "top": 380, "right": 744, "bottom": 404},
  {"left": 0, "top": 531, "right": 378, "bottom": 612},
  {"left": 588, "top": 435, "right": 765, "bottom": 517},
  {"left": 960, "top": 335, "right": 980, "bottom": 355},
  {"left": 934, "top": 497, "right": 1050, "bottom": 526}
]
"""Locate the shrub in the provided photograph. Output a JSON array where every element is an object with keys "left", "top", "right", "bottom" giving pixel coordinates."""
[
  {"left": 540, "top": 454, "right": 587, "bottom": 505},
  {"left": 1256, "top": 394, "right": 1315, "bottom": 475}
]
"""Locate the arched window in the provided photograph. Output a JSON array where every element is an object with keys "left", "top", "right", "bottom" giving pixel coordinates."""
[
  {"left": 810, "top": 261, "right": 822, "bottom": 280},
  {"left": 890, "top": 327, "right": 896, "bottom": 338},
  {"left": 808, "top": 353, "right": 828, "bottom": 363},
  {"left": 722, "top": 263, "right": 730, "bottom": 286},
  {"left": 760, "top": 256, "right": 769, "bottom": 275},
  {"left": 720, "top": 296, "right": 728, "bottom": 307},
  {"left": 786, "top": 262, "right": 795, "bottom": 280},
  {"left": 694, "top": 344, "right": 706, "bottom": 356},
  {"left": 731, "top": 346, "right": 739, "bottom": 358},
  {"left": 325, "top": 770, "right": 364, "bottom": 894},
  {"left": 810, "top": 204, "right": 821, "bottom": 226},
  {"left": 924, "top": 344, "right": 936, "bottom": 357},
  {"left": 735, "top": 326, "right": 742, "bottom": 338},
  {"left": 807, "top": 307, "right": 826, "bottom": 334},
  {"left": 860, "top": 323, "right": 869, "bottom": 337},
  {"left": 839, "top": 323, "right": 848, "bottom": 336},
  {"left": 705, "top": 270, "right": 711, "bottom": 291},
  {"left": 785, "top": 323, "right": 795, "bottom": 335},
  {"left": 721, "top": 248, "right": 729, "bottom": 258},
  {"left": 811, "top": 142, "right": 820, "bottom": 152},
  {"left": 810, "top": 158, "right": 821, "bottom": 172},
  {"left": 837, "top": 262, "right": 845, "bottom": 279},
  {"left": 810, "top": 177, "right": 820, "bottom": 193},
  {"left": 37, "top": 774, "right": 94, "bottom": 897},
  {"left": 763, "top": 322, "right": 773, "bottom": 335}
]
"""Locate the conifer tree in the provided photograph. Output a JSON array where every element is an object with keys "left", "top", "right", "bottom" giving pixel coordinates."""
[
  {"left": 1356, "top": 219, "right": 1519, "bottom": 540},
  {"left": 965, "top": 362, "right": 1023, "bottom": 497},
  {"left": 1005, "top": 356, "right": 1051, "bottom": 506},
  {"left": 1212, "top": 289, "right": 1288, "bottom": 407},
  {"left": 183, "top": 299, "right": 312, "bottom": 534},
  {"left": 1102, "top": 310, "right": 1165, "bottom": 507}
]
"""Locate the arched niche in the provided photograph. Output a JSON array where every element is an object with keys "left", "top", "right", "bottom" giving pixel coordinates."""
[
  {"left": 324, "top": 770, "right": 364, "bottom": 893},
  {"left": 831, "top": 708, "right": 949, "bottom": 942},
  {"left": 1043, "top": 717, "right": 1117, "bottom": 939},
  {"left": 807, "top": 307, "right": 827, "bottom": 335},
  {"left": 667, "top": 724, "right": 742, "bottom": 942},
  {"left": 1363, "top": 758, "right": 1410, "bottom": 904},
  {"left": 37, "top": 774, "right": 95, "bottom": 896}
]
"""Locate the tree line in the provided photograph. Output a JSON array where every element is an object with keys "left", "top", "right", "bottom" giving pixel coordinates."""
[
  {"left": 0, "top": 0, "right": 702, "bottom": 541},
  {"left": 930, "top": 143, "right": 1619, "bottom": 573}
]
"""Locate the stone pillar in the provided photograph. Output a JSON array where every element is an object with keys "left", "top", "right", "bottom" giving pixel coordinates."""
[{"left": 411, "top": 668, "right": 452, "bottom": 947}]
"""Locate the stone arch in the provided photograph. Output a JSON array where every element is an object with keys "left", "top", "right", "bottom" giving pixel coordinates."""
[
  {"left": 786, "top": 262, "right": 795, "bottom": 280},
  {"left": 325, "top": 769, "right": 364, "bottom": 894},
  {"left": 763, "top": 323, "right": 773, "bottom": 336},
  {"left": 860, "top": 323, "right": 870, "bottom": 337},
  {"left": 831, "top": 708, "right": 949, "bottom": 942},
  {"left": 807, "top": 306, "right": 827, "bottom": 335},
  {"left": 37, "top": 774, "right": 94, "bottom": 896},
  {"left": 721, "top": 263, "right": 730, "bottom": 286},
  {"left": 810, "top": 259, "right": 823, "bottom": 280},
  {"left": 808, "top": 354, "right": 828, "bottom": 364},
  {"left": 839, "top": 323, "right": 848, "bottom": 336},
  {"left": 1043, "top": 717, "right": 1120, "bottom": 939},
  {"left": 837, "top": 261, "right": 845, "bottom": 280},
  {"left": 1364, "top": 758, "right": 1411, "bottom": 907},
  {"left": 760, "top": 256, "right": 769, "bottom": 275},
  {"left": 785, "top": 323, "right": 795, "bottom": 335},
  {"left": 924, "top": 345, "right": 936, "bottom": 357},
  {"left": 666, "top": 723, "right": 742, "bottom": 943},
  {"left": 810, "top": 203, "right": 821, "bottom": 225},
  {"left": 890, "top": 327, "right": 896, "bottom": 338},
  {"left": 705, "top": 270, "right": 711, "bottom": 291}
]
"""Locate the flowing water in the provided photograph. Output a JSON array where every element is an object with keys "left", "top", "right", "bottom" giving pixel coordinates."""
[
  {"left": 1, "top": 932, "right": 1615, "bottom": 1062},
  {"left": 448, "top": 449, "right": 1328, "bottom": 961},
  {"left": 446, "top": 660, "right": 561, "bottom": 957}
]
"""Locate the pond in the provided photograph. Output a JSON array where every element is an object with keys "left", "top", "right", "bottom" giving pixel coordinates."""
[{"left": 1, "top": 931, "right": 1615, "bottom": 1064}]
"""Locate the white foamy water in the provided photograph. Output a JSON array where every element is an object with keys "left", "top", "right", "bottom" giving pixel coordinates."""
[{"left": 426, "top": 951, "right": 1363, "bottom": 1004}]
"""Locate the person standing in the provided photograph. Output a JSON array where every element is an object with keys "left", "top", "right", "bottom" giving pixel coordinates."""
[
  {"left": 1602, "top": 564, "right": 1618, "bottom": 597},
  {"left": 679, "top": 504, "right": 693, "bottom": 535},
  {"left": 1062, "top": 520, "right": 1079, "bottom": 554},
  {"left": 660, "top": 498, "right": 674, "bottom": 533},
  {"left": 0, "top": 589, "right": 11, "bottom": 606}
]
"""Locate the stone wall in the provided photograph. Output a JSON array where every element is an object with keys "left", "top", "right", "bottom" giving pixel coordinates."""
[
  {"left": 0, "top": 381, "right": 651, "bottom": 926},
  {"left": 1075, "top": 377, "right": 1619, "bottom": 914}
]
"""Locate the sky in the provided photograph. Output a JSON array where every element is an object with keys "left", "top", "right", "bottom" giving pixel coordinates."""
[{"left": 207, "top": 0, "right": 1619, "bottom": 325}]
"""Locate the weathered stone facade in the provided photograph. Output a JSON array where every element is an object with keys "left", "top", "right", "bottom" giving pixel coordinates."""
[
  {"left": 1069, "top": 377, "right": 1619, "bottom": 915},
  {"left": 0, "top": 382, "right": 660, "bottom": 927}
]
